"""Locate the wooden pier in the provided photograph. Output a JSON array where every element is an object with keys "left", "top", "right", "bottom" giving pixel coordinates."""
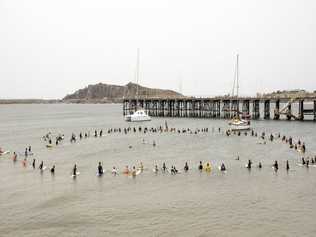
[{"left": 123, "top": 97, "right": 316, "bottom": 121}]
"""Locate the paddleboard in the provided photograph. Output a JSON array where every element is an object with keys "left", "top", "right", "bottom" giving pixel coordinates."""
[
  {"left": 0, "top": 151, "right": 10, "bottom": 156},
  {"left": 46, "top": 144, "right": 53, "bottom": 148},
  {"left": 297, "top": 163, "right": 305, "bottom": 167},
  {"left": 96, "top": 170, "right": 105, "bottom": 176},
  {"left": 71, "top": 172, "right": 80, "bottom": 177},
  {"left": 218, "top": 166, "right": 226, "bottom": 171},
  {"left": 112, "top": 169, "right": 118, "bottom": 175}
]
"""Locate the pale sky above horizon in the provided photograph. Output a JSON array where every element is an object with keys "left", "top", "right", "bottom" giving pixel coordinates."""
[{"left": 0, "top": 0, "right": 315, "bottom": 99}]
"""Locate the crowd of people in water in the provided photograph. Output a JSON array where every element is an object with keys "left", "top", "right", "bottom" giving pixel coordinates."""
[{"left": 1, "top": 123, "right": 315, "bottom": 178}]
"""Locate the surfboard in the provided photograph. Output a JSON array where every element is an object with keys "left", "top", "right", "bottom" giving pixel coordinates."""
[
  {"left": 96, "top": 170, "right": 105, "bottom": 176},
  {"left": 0, "top": 151, "right": 10, "bottom": 156},
  {"left": 136, "top": 169, "right": 142, "bottom": 175},
  {"left": 71, "top": 172, "right": 80, "bottom": 177}
]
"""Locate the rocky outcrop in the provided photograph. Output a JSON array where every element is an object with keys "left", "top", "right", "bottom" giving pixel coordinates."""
[{"left": 63, "top": 82, "right": 183, "bottom": 103}]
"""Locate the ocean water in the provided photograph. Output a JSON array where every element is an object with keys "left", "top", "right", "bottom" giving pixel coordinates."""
[{"left": 0, "top": 104, "right": 316, "bottom": 237}]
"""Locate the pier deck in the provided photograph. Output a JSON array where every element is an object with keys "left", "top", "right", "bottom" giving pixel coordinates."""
[{"left": 123, "top": 97, "right": 316, "bottom": 121}]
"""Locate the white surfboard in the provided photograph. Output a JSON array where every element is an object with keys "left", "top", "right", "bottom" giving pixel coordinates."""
[{"left": 71, "top": 172, "right": 80, "bottom": 177}]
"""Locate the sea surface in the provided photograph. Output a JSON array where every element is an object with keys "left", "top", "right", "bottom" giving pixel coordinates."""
[{"left": 0, "top": 104, "right": 316, "bottom": 237}]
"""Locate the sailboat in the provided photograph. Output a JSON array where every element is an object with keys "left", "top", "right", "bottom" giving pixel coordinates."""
[
  {"left": 124, "top": 49, "right": 151, "bottom": 122},
  {"left": 229, "top": 54, "right": 251, "bottom": 131}
]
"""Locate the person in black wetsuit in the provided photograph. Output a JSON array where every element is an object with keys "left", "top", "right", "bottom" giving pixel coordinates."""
[
  {"left": 162, "top": 162, "right": 167, "bottom": 172},
  {"left": 198, "top": 161, "right": 203, "bottom": 171},
  {"left": 247, "top": 160, "right": 252, "bottom": 169},
  {"left": 302, "top": 157, "right": 306, "bottom": 165},
  {"left": 97, "top": 162, "right": 103, "bottom": 175},
  {"left": 258, "top": 162, "right": 262, "bottom": 169},
  {"left": 273, "top": 160, "right": 278, "bottom": 171},
  {"left": 51, "top": 165, "right": 55, "bottom": 174},
  {"left": 32, "top": 159, "right": 36, "bottom": 169},
  {"left": 184, "top": 162, "right": 189, "bottom": 172},
  {"left": 39, "top": 161, "right": 43, "bottom": 170},
  {"left": 220, "top": 163, "right": 226, "bottom": 171},
  {"left": 286, "top": 160, "right": 290, "bottom": 171},
  {"left": 73, "top": 164, "right": 77, "bottom": 176}
]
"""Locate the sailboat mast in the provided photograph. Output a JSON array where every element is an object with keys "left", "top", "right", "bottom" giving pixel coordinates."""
[
  {"left": 236, "top": 54, "right": 239, "bottom": 98},
  {"left": 136, "top": 48, "right": 140, "bottom": 109}
]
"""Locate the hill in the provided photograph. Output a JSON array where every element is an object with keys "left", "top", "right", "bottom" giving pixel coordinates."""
[{"left": 63, "top": 82, "right": 183, "bottom": 103}]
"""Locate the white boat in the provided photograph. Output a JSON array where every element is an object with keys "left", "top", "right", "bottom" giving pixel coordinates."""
[
  {"left": 229, "top": 54, "right": 251, "bottom": 131},
  {"left": 229, "top": 118, "right": 250, "bottom": 131},
  {"left": 125, "top": 109, "right": 151, "bottom": 122},
  {"left": 124, "top": 49, "right": 151, "bottom": 122}
]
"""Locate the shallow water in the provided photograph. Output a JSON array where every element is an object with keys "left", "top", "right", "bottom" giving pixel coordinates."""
[{"left": 0, "top": 104, "right": 316, "bottom": 237}]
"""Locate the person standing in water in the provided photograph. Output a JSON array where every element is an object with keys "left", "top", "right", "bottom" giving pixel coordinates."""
[
  {"left": 162, "top": 162, "right": 167, "bottom": 172},
  {"left": 39, "top": 161, "right": 43, "bottom": 170},
  {"left": 73, "top": 164, "right": 77, "bottom": 176},
  {"left": 184, "top": 162, "right": 189, "bottom": 172},
  {"left": 198, "top": 161, "right": 203, "bottom": 171},
  {"left": 258, "top": 162, "right": 262, "bottom": 169},
  {"left": 97, "top": 162, "right": 103, "bottom": 175},
  {"left": 32, "top": 159, "right": 36, "bottom": 169},
  {"left": 273, "top": 160, "right": 279, "bottom": 171},
  {"left": 247, "top": 160, "right": 252, "bottom": 169},
  {"left": 286, "top": 160, "right": 290, "bottom": 171}
]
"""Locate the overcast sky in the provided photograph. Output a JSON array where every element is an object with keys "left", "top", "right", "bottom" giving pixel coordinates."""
[{"left": 0, "top": 0, "right": 315, "bottom": 99}]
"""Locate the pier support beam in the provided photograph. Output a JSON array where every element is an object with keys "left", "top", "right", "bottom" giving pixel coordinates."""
[
  {"left": 264, "top": 100, "right": 270, "bottom": 119},
  {"left": 274, "top": 100, "right": 280, "bottom": 120},
  {"left": 242, "top": 100, "right": 250, "bottom": 115},
  {"left": 252, "top": 100, "right": 260, "bottom": 119},
  {"left": 314, "top": 101, "right": 316, "bottom": 121},
  {"left": 286, "top": 103, "right": 292, "bottom": 120},
  {"left": 298, "top": 100, "right": 304, "bottom": 120},
  {"left": 223, "top": 100, "right": 231, "bottom": 119}
]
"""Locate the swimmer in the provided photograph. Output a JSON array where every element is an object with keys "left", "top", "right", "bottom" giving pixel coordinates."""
[
  {"left": 258, "top": 162, "right": 262, "bottom": 169},
  {"left": 131, "top": 166, "right": 136, "bottom": 177},
  {"left": 184, "top": 162, "right": 189, "bottom": 172},
  {"left": 154, "top": 165, "right": 159, "bottom": 173},
  {"left": 12, "top": 152, "right": 17, "bottom": 162},
  {"left": 50, "top": 165, "right": 55, "bottom": 174},
  {"left": 123, "top": 166, "right": 129, "bottom": 174},
  {"left": 220, "top": 163, "right": 226, "bottom": 171},
  {"left": 39, "top": 161, "right": 43, "bottom": 170},
  {"left": 112, "top": 166, "right": 118, "bottom": 175},
  {"left": 22, "top": 158, "right": 27, "bottom": 167},
  {"left": 32, "top": 159, "right": 36, "bottom": 169}
]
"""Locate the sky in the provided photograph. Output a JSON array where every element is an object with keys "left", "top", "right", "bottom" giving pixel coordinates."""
[{"left": 0, "top": 0, "right": 315, "bottom": 99}]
